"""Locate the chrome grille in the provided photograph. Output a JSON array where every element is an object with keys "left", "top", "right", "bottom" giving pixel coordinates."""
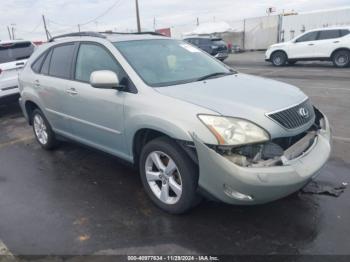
[{"left": 267, "top": 99, "right": 315, "bottom": 129}]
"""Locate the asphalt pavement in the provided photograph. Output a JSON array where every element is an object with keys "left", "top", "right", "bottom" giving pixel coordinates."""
[{"left": 0, "top": 52, "right": 349, "bottom": 258}]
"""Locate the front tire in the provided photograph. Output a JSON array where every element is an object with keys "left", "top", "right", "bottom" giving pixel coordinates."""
[
  {"left": 139, "top": 137, "right": 199, "bottom": 214},
  {"left": 271, "top": 51, "right": 287, "bottom": 66},
  {"left": 332, "top": 50, "right": 350, "bottom": 68},
  {"left": 32, "top": 109, "right": 57, "bottom": 150}
]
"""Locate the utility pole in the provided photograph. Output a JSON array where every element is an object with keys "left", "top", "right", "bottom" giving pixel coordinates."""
[
  {"left": 11, "top": 24, "right": 16, "bottom": 40},
  {"left": 78, "top": 24, "right": 81, "bottom": 32},
  {"left": 42, "top": 15, "right": 50, "bottom": 41},
  {"left": 7, "top": 26, "right": 12, "bottom": 40},
  {"left": 135, "top": 0, "right": 141, "bottom": 32},
  {"left": 153, "top": 17, "right": 156, "bottom": 31},
  {"left": 196, "top": 17, "right": 199, "bottom": 26}
]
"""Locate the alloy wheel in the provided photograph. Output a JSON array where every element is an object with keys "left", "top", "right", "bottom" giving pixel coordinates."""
[
  {"left": 33, "top": 114, "right": 48, "bottom": 145},
  {"left": 336, "top": 54, "right": 349, "bottom": 67},
  {"left": 145, "top": 151, "right": 182, "bottom": 205}
]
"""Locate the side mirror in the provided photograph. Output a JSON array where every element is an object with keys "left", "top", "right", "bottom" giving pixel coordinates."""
[{"left": 90, "top": 70, "right": 124, "bottom": 90}]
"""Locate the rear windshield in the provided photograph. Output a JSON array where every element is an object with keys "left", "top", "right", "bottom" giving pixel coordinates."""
[{"left": 0, "top": 42, "right": 34, "bottom": 63}]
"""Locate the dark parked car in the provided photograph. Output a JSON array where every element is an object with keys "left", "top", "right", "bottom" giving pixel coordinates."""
[{"left": 184, "top": 36, "right": 229, "bottom": 61}]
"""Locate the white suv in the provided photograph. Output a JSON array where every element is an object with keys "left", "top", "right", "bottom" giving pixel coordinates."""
[
  {"left": 266, "top": 27, "right": 350, "bottom": 67},
  {"left": 0, "top": 40, "right": 35, "bottom": 102}
]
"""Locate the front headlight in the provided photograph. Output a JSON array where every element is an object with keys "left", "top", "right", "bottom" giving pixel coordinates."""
[{"left": 198, "top": 115, "right": 269, "bottom": 146}]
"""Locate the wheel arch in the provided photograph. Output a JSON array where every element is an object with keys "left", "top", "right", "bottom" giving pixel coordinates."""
[
  {"left": 271, "top": 49, "right": 289, "bottom": 59},
  {"left": 331, "top": 48, "right": 350, "bottom": 58},
  {"left": 24, "top": 100, "right": 41, "bottom": 125},
  {"left": 132, "top": 128, "right": 172, "bottom": 166}
]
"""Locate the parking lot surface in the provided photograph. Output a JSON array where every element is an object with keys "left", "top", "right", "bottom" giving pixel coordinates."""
[{"left": 0, "top": 52, "right": 350, "bottom": 256}]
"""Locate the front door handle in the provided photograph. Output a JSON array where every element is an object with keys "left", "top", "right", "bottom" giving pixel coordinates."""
[
  {"left": 308, "top": 43, "right": 315, "bottom": 46},
  {"left": 66, "top": 88, "right": 78, "bottom": 95},
  {"left": 34, "top": 79, "right": 40, "bottom": 87},
  {"left": 16, "top": 62, "right": 25, "bottom": 66},
  {"left": 333, "top": 41, "right": 340, "bottom": 43}
]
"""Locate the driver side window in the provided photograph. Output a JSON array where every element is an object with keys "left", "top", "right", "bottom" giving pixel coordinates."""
[
  {"left": 75, "top": 43, "right": 124, "bottom": 83},
  {"left": 295, "top": 31, "right": 318, "bottom": 43}
]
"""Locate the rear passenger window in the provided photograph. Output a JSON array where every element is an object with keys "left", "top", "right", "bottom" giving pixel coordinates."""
[
  {"left": 40, "top": 49, "right": 52, "bottom": 75},
  {"left": 49, "top": 44, "right": 75, "bottom": 79},
  {"left": 340, "top": 29, "right": 350, "bottom": 37},
  {"left": 75, "top": 43, "right": 124, "bottom": 83},
  {"left": 31, "top": 53, "right": 46, "bottom": 73},
  {"left": 318, "top": 30, "right": 340, "bottom": 40}
]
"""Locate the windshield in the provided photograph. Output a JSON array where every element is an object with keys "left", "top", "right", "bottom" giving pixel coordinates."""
[
  {"left": 0, "top": 42, "right": 34, "bottom": 64},
  {"left": 114, "top": 39, "right": 232, "bottom": 87}
]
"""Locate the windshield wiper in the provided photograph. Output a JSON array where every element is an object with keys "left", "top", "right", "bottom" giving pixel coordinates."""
[{"left": 196, "top": 72, "right": 233, "bottom": 81}]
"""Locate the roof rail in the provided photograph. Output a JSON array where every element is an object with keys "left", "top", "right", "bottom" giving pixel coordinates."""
[
  {"left": 99, "top": 31, "right": 167, "bottom": 37},
  {"left": 48, "top": 32, "right": 106, "bottom": 42}
]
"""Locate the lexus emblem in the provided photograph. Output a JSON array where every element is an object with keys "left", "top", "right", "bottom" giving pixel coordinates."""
[{"left": 298, "top": 107, "right": 309, "bottom": 118}]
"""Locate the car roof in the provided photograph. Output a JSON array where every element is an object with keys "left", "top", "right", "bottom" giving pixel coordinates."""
[
  {"left": 105, "top": 33, "right": 168, "bottom": 42},
  {"left": 49, "top": 32, "right": 169, "bottom": 44},
  {"left": 308, "top": 26, "right": 350, "bottom": 32},
  {"left": 0, "top": 39, "right": 33, "bottom": 45}
]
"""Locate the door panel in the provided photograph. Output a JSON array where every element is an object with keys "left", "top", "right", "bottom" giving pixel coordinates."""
[
  {"left": 288, "top": 31, "right": 319, "bottom": 59},
  {"left": 314, "top": 30, "right": 341, "bottom": 58},
  {"left": 63, "top": 81, "right": 126, "bottom": 156},
  {"left": 63, "top": 42, "right": 128, "bottom": 157},
  {"left": 288, "top": 42, "right": 316, "bottom": 59},
  {"left": 35, "top": 45, "right": 75, "bottom": 134}
]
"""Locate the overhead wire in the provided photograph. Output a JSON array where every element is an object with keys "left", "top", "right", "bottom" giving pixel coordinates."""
[{"left": 47, "top": 0, "right": 124, "bottom": 28}]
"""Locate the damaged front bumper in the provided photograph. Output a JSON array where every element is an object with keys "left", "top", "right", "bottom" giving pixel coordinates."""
[{"left": 192, "top": 114, "right": 332, "bottom": 205}]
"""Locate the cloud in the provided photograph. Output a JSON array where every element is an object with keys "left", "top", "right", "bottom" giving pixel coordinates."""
[{"left": 1, "top": 0, "right": 349, "bottom": 40}]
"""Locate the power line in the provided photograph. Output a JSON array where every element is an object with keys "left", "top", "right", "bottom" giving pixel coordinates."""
[
  {"left": 47, "top": 0, "right": 124, "bottom": 28},
  {"left": 15, "top": 19, "right": 42, "bottom": 34}
]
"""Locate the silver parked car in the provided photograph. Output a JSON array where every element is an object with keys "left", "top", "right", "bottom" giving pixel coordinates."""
[{"left": 19, "top": 32, "right": 332, "bottom": 214}]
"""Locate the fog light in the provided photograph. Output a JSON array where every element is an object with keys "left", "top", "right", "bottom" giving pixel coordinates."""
[{"left": 223, "top": 184, "right": 254, "bottom": 201}]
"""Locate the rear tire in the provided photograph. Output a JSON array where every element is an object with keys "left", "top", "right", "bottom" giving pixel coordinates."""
[
  {"left": 332, "top": 50, "right": 350, "bottom": 68},
  {"left": 32, "top": 109, "right": 57, "bottom": 150},
  {"left": 271, "top": 51, "right": 287, "bottom": 66},
  {"left": 139, "top": 137, "right": 200, "bottom": 214}
]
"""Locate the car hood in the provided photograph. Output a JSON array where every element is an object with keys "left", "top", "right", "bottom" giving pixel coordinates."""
[
  {"left": 269, "top": 42, "right": 289, "bottom": 48},
  {"left": 155, "top": 73, "right": 307, "bottom": 120}
]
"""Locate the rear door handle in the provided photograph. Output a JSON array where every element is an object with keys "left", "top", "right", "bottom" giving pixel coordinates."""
[
  {"left": 16, "top": 62, "right": 25, "bottom": 66},
  {"left": 308, "top": 43, "right": 315, "bottom": 46},
  {"left": 66, "top": 88, "right": 78, "bottom": 95},
  {"left": 333, "top": 41, "right": 340, "bottom": 43}
]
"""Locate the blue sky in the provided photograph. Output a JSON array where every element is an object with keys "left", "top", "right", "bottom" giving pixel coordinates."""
[{"left": 1, "top": 0, "right": 350, "bottom": 40}]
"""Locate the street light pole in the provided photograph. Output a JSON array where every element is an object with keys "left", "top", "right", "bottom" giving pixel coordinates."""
[{"left": 135, "top": 0, "right": 141, "bottom": 32}]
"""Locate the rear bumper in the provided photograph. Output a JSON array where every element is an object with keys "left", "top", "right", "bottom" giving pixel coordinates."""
[{"left": 193, "top": 114, "right": 332, "bottom": 205}]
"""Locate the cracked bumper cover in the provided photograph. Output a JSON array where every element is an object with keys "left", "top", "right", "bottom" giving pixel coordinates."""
[{"left": 192, "top": 115, "right": 332, "bottom": 205}]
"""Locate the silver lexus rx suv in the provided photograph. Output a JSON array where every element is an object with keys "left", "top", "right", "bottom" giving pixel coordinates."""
[{"left": 19, "top": 32, "right": 332, "bottom": 214}]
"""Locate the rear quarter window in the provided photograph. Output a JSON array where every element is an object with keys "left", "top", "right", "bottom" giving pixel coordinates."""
[
  {"left": 0, "top": 42, "right": 34, "bottom": 64},
  {"left": 31, "top": 53, "right": 46, "bottom": 73},
  {"left": 41, "top": 49, "right": 52, "bottom": 75}
]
